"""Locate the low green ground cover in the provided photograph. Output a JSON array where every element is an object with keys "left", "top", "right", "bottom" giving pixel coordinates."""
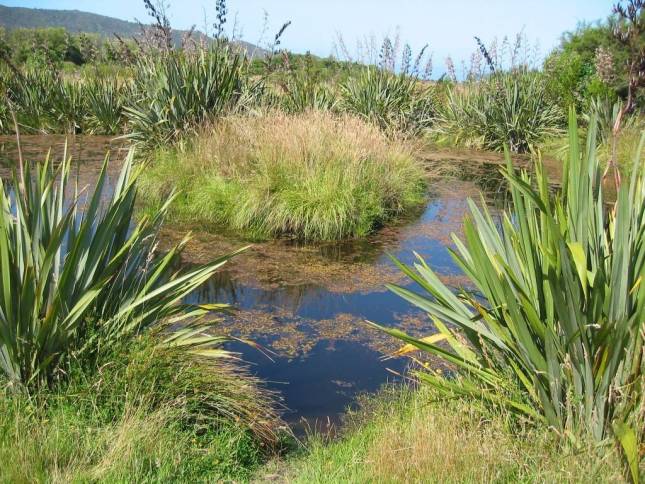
[{"left": 0, "top": 337, "right": 283, "bottom": 483}]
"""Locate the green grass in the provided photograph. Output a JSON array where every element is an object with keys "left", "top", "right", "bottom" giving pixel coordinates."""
[
  {"left": 139, "top": 111, "right": 427, "bottom": 241},
  {"left": 272, "top": 386, "right": 624, "bottom": 483},
  {"left": 0, "top": 336, "right": 284, "bottom": 483}
]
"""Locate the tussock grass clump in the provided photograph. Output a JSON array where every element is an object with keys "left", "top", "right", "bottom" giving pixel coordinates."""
[
  {"left": 0, "top": 337, "right": 284, "bottom": 482},
  {"left": 279, "top": 386, "right": 623, "bottom": 483},
  {"left": 139, "top": 111, "right": 426, "bottom": 240}
]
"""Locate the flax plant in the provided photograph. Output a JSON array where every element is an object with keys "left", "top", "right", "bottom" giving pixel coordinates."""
[
  {"left": 340, "top": 67, "right": 436, "bottom": 135},
  {"left": 436, "top": 71, "right": 563, "bottom": 152},
  {"left": 0, "top": 148, "right": 245, "bottom": 388},
  {"left": 84, "top": 76, "right": 129, "bottom": 134},
  {"left": 125, "top": 45, "right": 245, "bottom": 147},
  {"left": 372, "top": 112, "right": 644, "bottom": 479},
  {"left": 282, "top": 74, "right": 336, "bottom": 113}
]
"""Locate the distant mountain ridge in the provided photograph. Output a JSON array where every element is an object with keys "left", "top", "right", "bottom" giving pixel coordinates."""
[{"left": 0, "top": 4, "right": 267, "bottom": 57}]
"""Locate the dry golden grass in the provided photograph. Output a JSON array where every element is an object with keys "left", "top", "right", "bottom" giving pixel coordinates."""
[
  {"left": 276, "top": 386, "right": 626, "bottom": 483},
  {"left": 87, "top": 406, "right": 174, "bottom": 482},
  {"left": 362, "top": 396, "right": 518, "bottom": 482},
  {"left": 192, "top": 110, "right": 417, "bottom": 175}
]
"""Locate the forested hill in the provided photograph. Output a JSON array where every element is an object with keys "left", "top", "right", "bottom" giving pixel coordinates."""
[
  {"left": 0, "top": 4, "right": 143, "bottom": 36},
  {"left": 0, "top": 4, "right": 265, "bottom": 56}
]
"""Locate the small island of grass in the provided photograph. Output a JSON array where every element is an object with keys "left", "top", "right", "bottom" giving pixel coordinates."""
[{"left": 138, "top": 111, "right": 427, "bottom": 241}]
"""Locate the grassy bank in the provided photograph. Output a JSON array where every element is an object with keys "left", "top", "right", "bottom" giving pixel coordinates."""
[
  {"left": 0, "top": 151, "right": 286, "bottom": 482},
  {"left": 0, "top": 337, "right": 284, "bottom": 482},
  {"left": 271, "top": 386, "right": 624, "bottom": 483},
  {"left": 139, "top": 111, "right": 426, "bottom": 241}
]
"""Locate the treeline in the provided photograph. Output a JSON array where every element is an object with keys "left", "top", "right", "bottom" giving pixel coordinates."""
[
  {"left": 544, "top": 15, "right": 645, "bottom": 111},
  {"left": 0, "top": 25, "right": 357, "bottom": 79},
  {"left": 0, "top": 1, "right": 642, "bottom": 160},
  {"left": 0, "top": 27, "right": 138, "bottom": 67}
]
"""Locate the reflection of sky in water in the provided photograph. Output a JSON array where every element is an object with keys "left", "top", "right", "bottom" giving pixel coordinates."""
[
  {"left": 184, "top": 195, "right": 479, "bottom": 428},
  {"left": 187, "top": 271, "right": 424, "bottom": 428},
  {"left": 231, "top": 339, "right": 407, "bottom": 432}
]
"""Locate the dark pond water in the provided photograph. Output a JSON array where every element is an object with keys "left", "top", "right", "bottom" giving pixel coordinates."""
[{"left": 0, "top": 134, "right": 509, "bottom": 434}]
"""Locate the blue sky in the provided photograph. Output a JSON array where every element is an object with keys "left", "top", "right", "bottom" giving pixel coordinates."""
[{"left": 4, "top": 0, "right": 612, "bottom": 73}]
